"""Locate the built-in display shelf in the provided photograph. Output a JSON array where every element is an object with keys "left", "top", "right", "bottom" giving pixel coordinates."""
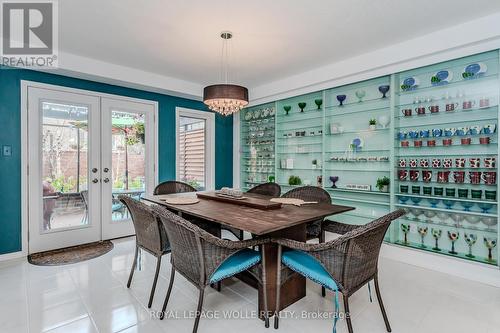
[{"left": 240, "top": 49, "right": 499, "bottom": 266}]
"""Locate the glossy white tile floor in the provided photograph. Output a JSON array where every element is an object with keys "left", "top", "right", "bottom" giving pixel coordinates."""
[{"left": 1, "top": 236, "right": 499, "bottom": 333}]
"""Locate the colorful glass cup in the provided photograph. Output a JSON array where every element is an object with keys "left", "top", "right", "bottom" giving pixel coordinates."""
[
  {"left": 458, "top": 188, "right": 469, "bottom": 198},
  {"left": 445, "top": 188, "right": 456, "bottom": 197},
  {"left": 434, "top": 187, "right": 444, "bottom": 196},
  {"left": 412, "top": 185, "right": 421, "bottom": 194},
  {"left": 423, "top": 186, "right": 433, "bottom": 195},
  {"left": 485, "top": 190, "right": 497, "bottom": 201},
  {"left": 471, "top": 189, "right": 483, "bottom": 199}
]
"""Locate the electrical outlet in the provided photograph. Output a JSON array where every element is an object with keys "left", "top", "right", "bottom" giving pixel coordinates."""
[{"left": 2, "top": 145, "right": 12, "bottom": 156}]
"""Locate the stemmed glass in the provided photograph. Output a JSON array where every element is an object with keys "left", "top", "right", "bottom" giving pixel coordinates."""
[
  {"left": 298, "top": 102, "right": 306, "bottom": 112},
  {"left": 336, "top": 95, "right": 346, "bottom": 106},
  {"left": 378, "top": 85, "right": 390, "bottom": 98},
  {"left": 432, "top": 228, "right": 442, "bottom": 251},
  {"left": 401, "top": 224, "right": 411, "bottom": 245},
  {"left": 484, "top": 237, "right": 497, "bottom": 263},
  {"left": 314, "top": 99, "right": 323, "bottom": 110},
  {"left": 417, "top": 226, "right": 428, "bottom": 248},
  {"left": 355, "top": 90, "right": 366, "bottom": 102},
  {"left": 329, "top": 176, "right": 339, "bottom": 188},
  {"left": 464, "top": 233, "right": 477, "bottom": 258},
  {"left": 447, "top": 231, "right": 459, "bottom": 255},
  {"left": 443, "top": 200, "right": 455, "bottom": 209},
  {"left": 283, "top": 105, "right": 291, "bottom": 115}
]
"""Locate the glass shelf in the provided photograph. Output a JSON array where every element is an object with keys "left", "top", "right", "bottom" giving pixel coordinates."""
[
  {"left": 396, "top": 179, "right": 497, "bottom": 187},
  {"left": 395, "top": 105, "right": 498, "bottom": 119},
  {"left": 396, "top": 203, "right": 498, "bottom": 217},
  {"left": 399, "top": 215, "right": 497, "bottom": 232},
  {"left": 326, "top": 187, "right": 390, "bottom": 196},
  {"left": 327, "top": 149, "right": 389, "bottom": 153},
  {"left": 326, "top": 128, "right": 390, "bottom": 135},
  {"left": 396, "top": 193, "right": 497, "bottom": 205},
  {"left": 392, "top": 240, "right": 497, "bottom": 265},
  {"left": 395, "top": 142, "right": 497, "bottom": 149},
  {"left": 333, "top": 196, "right": 390, "bottom": 206},
  {"left": 396, "top": 73, "right": 499, "bottom": 96},
  {"left": 326, "top": 168, "right": 389, "bottom": 172}
]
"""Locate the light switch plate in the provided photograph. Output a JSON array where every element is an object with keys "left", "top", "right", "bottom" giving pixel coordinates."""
[{"left": 3, "top": 145, "right": 12, "bottom": 156}]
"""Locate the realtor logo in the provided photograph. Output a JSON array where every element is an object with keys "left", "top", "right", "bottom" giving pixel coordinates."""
[{"left": 1, "top": 0, "right": 58, "bottom": 68}]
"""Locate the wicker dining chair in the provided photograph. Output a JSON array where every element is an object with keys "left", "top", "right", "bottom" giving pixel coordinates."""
[
  {"left": 281, "top": 186, "right": 331, "bottom": 242},
  {"left": 119, "top": 196, "right": 170, "bottom": 309},
  {"left": 248, "top": 182, "right": 281, "bottom": 197},
  {"left": 273, "top": 209, "right": 406, "bottom": 333},
  {"left": 225, "top": 182, "right": 282, "bottom": 240},
  {"left": 153, "top": 180, "right": 197, "bottom": 195},
  {"left": 152, "top": 204, "right": 271, "bottom": 333}
]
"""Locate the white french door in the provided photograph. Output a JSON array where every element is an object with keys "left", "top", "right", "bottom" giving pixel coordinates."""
[
  {"left": 26, "top": 84, "right": 156, "bottom": 253},
  {"left": 101, "top": 98, "right": 155, "bottom": 239}
]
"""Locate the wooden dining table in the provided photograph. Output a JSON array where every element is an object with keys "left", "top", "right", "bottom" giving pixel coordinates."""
[{"left": 142, "top": 191, "right": 355, "bottom": 314}]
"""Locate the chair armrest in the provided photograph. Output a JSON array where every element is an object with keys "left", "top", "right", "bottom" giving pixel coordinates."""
[
  {"left": 272, "top": 237, "right": 346, "bottom": 253},
  {"left": 322, "top": 220, "right": 360, "bottom": 235}
]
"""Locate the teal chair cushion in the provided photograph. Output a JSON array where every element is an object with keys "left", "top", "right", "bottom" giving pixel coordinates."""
[
  {"left": 282, "top": 249, "right": 340, "bottom": 332},
  {"left": 282, "top": 249, "right": 338, "bottom": 291},
  {"left": 209, "top": 248, "right": 261, "bottom": 284}
]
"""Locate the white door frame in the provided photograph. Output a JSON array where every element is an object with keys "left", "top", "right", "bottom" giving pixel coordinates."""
[
  {"left": 21, "top": 80, "right": 158, "bottom": 255},
  {"left": 175, "top": 107, "right": 215, "bottom": 190}
]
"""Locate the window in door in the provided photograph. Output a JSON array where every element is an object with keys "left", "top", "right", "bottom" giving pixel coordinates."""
[{"left": 176, "top": 108, "right": 215, "bottom": 191}]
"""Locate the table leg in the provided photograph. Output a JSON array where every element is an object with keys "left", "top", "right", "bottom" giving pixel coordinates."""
[{"left": 258, "top": 224, "right": 306, "bottom": 315}]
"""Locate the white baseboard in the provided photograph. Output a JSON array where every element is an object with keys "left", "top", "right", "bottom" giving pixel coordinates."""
[
  {"left": 0, "top": 250, "right": 26, "bottom": 263},
  {"left": 381, "top": 243, "right": 500, "bottom": 288}
]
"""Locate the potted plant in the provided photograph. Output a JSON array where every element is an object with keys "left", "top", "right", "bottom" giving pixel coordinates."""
[
  {"left": 312, "top": 159, "right": 318, "bottom": 169},
  {"left": 369, "top": 118, "right": 377, "bottom": 130},
  {"left": 376, "top": 176, "right": 390, "bottom": 192},
  {"left": 288, "top": 175, "right": 302, "bottom": 186}
]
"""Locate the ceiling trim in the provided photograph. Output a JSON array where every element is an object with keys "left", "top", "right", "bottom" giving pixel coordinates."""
[
  {"left": 249, "top": 11, "right": 500, "bottom": 106},
  {"left": 32, "top": 50, "right": 204, "bottom": 100}
]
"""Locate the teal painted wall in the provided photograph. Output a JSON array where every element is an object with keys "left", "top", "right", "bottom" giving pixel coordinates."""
[{"left": 0, "top": 67, "right": 233, "bottom": 255}]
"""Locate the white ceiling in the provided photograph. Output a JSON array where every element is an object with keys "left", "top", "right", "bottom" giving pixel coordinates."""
[{"left": 60, "top": 0, "right": 500, "bottom": 91}]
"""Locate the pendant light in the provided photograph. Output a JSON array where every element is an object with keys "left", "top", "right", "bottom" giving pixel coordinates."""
[{"left": 203, "top": 31, "right": 248, "bottom": 116}]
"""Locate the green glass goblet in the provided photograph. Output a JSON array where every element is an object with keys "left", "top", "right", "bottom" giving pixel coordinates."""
[
  {"left": 298, "top": 102, "right": 307, "bottom": 112},
  {"left": 314, "top": 99, "right": 323, "bottom": 110},
  {"left": 283, "top": 105, "right": 291, "bottom": 115}
]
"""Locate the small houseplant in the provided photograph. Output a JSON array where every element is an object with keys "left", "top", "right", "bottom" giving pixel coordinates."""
[
  {"left": 312, "top": 159, "right": 318, "bottom": 169},
  {"left": 288, "top": 175, "right": 302, "bottom": 186},
  {"left": 376, "top": 176, "right": 390, "bottom": 192},
  {"left": 369, "top": 118, "right": 377, "bottom": 130}
]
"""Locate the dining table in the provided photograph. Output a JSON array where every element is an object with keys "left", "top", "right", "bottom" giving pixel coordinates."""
[{"left": 142, "top": 191, "right": 355, "bottom": 314}]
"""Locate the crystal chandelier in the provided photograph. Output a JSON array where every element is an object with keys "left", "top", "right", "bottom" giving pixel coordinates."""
[{"left": 203, "top": 32, "right": 248, "bottom": 116}]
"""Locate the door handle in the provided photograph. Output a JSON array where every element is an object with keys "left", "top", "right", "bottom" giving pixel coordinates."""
[
  {"left": 103, "top": 168, "right": 109, "bottom": 173},
  {"left": 103, "top": 178, "right": 110, "bottom": 183},
  {"left": 92, "top": 168, "right": 98, "bottom": 173},
  {"left": 92, "top": 178, "right": 99, "bottom": 183}
]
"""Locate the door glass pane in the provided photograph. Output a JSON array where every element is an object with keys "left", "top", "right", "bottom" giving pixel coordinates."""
[
  {"left": 42, "top": 102, "right": 89, "bottom": 231},
  {"left": 111, "top": 111, "right": 146, "bottom": 222},
  {"left": 178, "top": 116, "right": 206, "bottom": 190}
]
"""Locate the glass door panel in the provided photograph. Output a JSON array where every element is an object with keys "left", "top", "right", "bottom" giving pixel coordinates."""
[
  {"left": 101, "top": 98, "right": 155, "bottom": 239},
  {"left": 42, "top": 101, "right": 89, "bottom": 231},
  {"left": 28, "top": 87, "right": 101, "bottom": 253}
]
